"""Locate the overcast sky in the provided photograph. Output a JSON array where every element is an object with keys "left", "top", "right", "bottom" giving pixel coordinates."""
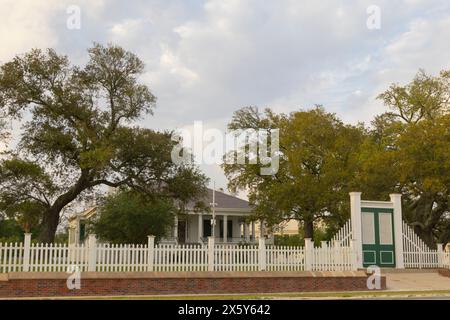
[{"left": 1, "top": 0, "right": 449, "bottom": 195}]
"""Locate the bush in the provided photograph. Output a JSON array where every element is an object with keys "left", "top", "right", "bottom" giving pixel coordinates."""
[{"left": 90, "top": 191, "right": 175, "bottom": 244}]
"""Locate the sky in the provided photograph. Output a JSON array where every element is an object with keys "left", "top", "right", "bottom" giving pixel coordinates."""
[{"left": 0, "top": 0, "right": 449, "bottom": 195}]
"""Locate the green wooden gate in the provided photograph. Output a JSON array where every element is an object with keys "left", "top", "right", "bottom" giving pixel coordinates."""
[{"left": 361, "top": 208, "right": 396, "bottom": 267}]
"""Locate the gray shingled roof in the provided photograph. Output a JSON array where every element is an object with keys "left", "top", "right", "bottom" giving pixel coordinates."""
[{"left": 187, "top": 188, "right": 250, "bottom": 210}]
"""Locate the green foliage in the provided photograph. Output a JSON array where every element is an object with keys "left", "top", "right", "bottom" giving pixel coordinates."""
[
  {"left": 0, "top": 44, "right": 208, "bottom": 242},
  {"left": 225, "top": 69, "right": 449, "bottom": 247},
  {"left": 0, "top": 218, "right": 24, "bottom": 242},
  {"left": 274, "top": 234, "right": 304, "bottom": 246},
  {"left": 90, "top": 190, "right": 175, "bottom": 244},
  {"left": 223, "top": 106, "right": 364, "bottom": 238},
  {"left": 357, "top": 70, "right": 450, "bottom": 247}
]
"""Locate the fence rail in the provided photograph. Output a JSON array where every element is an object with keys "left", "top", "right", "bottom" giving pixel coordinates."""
[{"left": 0, "top": 235, "right": 358, "bottom": 273}]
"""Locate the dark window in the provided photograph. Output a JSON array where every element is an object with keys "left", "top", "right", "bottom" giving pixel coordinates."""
[
  {"left": 203, "top": 219, "right": 212, "bottom": 237},
  {"left": 79, "top": 221, "right": 86, "bottom": 242},
  {"left": 219, "top": 220, "right": 233, "bottom": 238}
]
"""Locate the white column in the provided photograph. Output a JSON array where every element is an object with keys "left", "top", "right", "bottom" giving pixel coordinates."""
[
  {"left": 390, "top": 193, "right": 404, "bottom": 269},
  {"left": 350, "top": 192, "right": 363, "bottom": 269},
  {"left": 244, "top": 223, "right": 250, "bottom": 242},
  {"left": 251, "top": 222, "right": 255, "bottom": 241},
  {"left": 198, "top": 214, "right": 203, "bottom": 243},
  {"left": 259, "top": 220, "right": 265, "bottom": 238},
  {"left": 23, "top": 233, "right": 32, "bottom": 272},
  {"left": 173, "top": 215, "right": 178, "bottom": 242},
  {"left": 75, "top": 217, "right": 80, "bottom": 245},
  {"left": 68, "top": 228, "right": 74, "bottom": 245},
  {"left": 147, "top": 235, "right": 155, "bottom": 271},
  {"left": 87, "top": 234, "right": 97, "bottom": 272},
  {"left": 223, "top": 215, "right": 228, "bottom": 243}
]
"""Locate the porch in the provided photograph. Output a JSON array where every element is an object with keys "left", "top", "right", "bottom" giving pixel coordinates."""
[{"left": 166, "top": 213, "right": 273, "bottom": 245}]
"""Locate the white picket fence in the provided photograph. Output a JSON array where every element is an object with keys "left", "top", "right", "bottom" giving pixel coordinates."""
[
  {"left": 330, "top": 220, "right": 352, "bottom": 247},
  {"left": 402, "top": 221, "right": 449, "bottom": 269},
  {"left": 0, "top": 235, "right": 357, "bottom": 273}
]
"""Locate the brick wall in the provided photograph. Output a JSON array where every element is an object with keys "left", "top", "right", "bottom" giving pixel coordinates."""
[
  {"left": 0, "top": 271, "right": 385, "bottom": 298},
  {"left": 438, "top": 269, "right": 450, "bottom": 278}
]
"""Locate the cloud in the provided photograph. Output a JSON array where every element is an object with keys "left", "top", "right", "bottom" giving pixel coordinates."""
[{"left": 0, "top": 0, "right": 449, "bottom": 190}]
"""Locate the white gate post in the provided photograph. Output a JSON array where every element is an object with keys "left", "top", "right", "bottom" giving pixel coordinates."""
[
  {"left": 350, "top": 192, "right": 363, "bottom": 269},
  {"left": 390, "top": 193, "right": 405, "bottom": 269},
  {"left": 23, "top": 233, "right": 32, "bottom": 272},
  {"left": 147, "top": 235, "right": 155, "bottom": 271},
  {"left": 258, "top": 237, "right": 266, "bottom": 271},
  {"left": 350, "top": 239, "right": 358, "bottom": 271},
  {"left": 304, "top": 238, "right": 313, "bottom": 271},
  {"left": 87, "top": 234, "right": 97, "bottom": 272},
  {"left": 436, "top": 243, "right": 443, "bottom": 268},
  {"left": 208, "top": 236, "right": 215, "bottom": 271}
]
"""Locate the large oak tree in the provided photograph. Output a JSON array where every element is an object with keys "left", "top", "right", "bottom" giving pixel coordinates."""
[
  {"left": 223, "top": 106, "right": 364, "bottom": 239},
  {"left": 0, "top": 44, "right": 207, "bottom": 242}
]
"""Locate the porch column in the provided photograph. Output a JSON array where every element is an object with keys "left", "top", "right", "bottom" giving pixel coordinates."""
[
  {"left": 259, "top": 220, "right": 265, "bottom": 238},
  {"left": 198, "top": 214, "right": 203, "bottom": 243},
  {"left": 244, "top": 223, "right": 250, "bottom": 241},
  {"left": 223, "top": 215, "right": 228, "bottom": 243},
  {"left": 251, "top": 222, "right": 255, "bottom": 241},
  {"left": 173, "top": 214, "right": 178, "bottom": 242},
  {"left": 390, "top": 193, "right": 404, "bottom": 269},
  {"left": 68, "top": 228, "right": 74, "bottom": 245}
]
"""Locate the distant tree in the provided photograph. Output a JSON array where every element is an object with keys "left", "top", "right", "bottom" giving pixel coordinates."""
[
  {"left": 90, "top": 190, "right": 175, "bottom": 244},
  {"left": 0, "top": 44, "right": 207, "bottom": 242}
]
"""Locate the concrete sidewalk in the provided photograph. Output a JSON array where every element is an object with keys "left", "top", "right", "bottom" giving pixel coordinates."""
[{"left": 385, "top": 271, "right": 450, "bottom": 291}]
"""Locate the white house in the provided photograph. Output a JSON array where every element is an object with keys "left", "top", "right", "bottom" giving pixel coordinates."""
[{"left": 68, "top": 188, "right": 273, "bottom": 245}]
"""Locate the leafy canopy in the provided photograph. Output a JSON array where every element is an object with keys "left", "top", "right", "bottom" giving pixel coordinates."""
[{"left": 0, "top": 44, "right": 207, "bottom": 242}]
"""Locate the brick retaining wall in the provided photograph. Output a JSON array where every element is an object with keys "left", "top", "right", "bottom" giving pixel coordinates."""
[
  {"left": 0, "top": 271, "right": 385, "bottom": 298},
  {"left": 438, "top": 269, "right": 450, "bottom": 278}
]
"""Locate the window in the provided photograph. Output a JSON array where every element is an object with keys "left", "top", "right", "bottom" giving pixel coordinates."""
[
  {"left": 79, "top": 221, "right": 86, "bottom": 242},
  {"left": 203, "top": 219, "right": 212, "bottom": 237},
  {"left": 219, "top": 220, "right": 233, "bottom": 238}
]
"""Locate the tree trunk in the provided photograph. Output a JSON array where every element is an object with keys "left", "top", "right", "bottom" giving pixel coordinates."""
[
  {"left": 39, "top": 208, "right": 60, "bottom": 243},
  {"left": 304, "top": 219, "right": 314, "bottom": 240}
]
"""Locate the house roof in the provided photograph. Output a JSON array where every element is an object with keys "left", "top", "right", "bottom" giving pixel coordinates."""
[
  {"left": 187, "top": 188, "right": 251, "bottom": 211},
  {"left": 69, "top": 188, "right": 251, "bottom": 222}
]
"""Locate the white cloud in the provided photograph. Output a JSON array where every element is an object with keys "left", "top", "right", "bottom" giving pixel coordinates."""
[{"left": 0, "top": 0, "right": 449, "bottom": 188}]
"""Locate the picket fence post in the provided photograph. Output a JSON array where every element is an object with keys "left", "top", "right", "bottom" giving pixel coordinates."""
[
  {"left": 258, "top": 237, "right": 266, "bottom": 271},
  {"left": 334, "top": 240, "right": 341, "bottom": 271},
  {"left": 147, "top": 235, "right": 155, "bottom": 271},
  {"left": 304, "top": 238, "right": 313, "bottom": 271},
  {"left": 23, "top": 233, "right": 32, "bottom": 272},
  {"left": 208, "top": 236, "right": 215, "bottom": 271},
  {"left": 436, "top": 243, "right": 443, "bottom": 268},
  {"left": 87, "top": 234, "right": 97, "bottom": 272}
]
